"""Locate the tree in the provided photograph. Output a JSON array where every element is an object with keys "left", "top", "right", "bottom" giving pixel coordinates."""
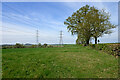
[
  {"left": 64, "top": 5, "right": 116, "bottom": 45},
  {"left": 76, "top": 33, "right": 86, "bottom": 44},
  {"left": 89, "top": 7, "right": 116, "bottom": 44},
  {"left": 64, "top": 5, "right": 92, "bottom": 45},
  {"left": 38, "top": 43, "right": 42, "bottom": 47}
]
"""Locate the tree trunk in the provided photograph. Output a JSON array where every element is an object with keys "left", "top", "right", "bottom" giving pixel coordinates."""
[
  {"left": 86, "top": 39, "right": 89, "bottom": 45},
  {"left": 85, "top": 38, "right": 89, "bottom": 46},
  {"left": 95, "top": 37, "right": 97, "bottom": 44}
]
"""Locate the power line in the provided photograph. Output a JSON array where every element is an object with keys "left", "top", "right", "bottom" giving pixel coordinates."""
[
  {"left": 2, "top": 4, "right": 41, "bottom": 29},
  {"left": 2, "top": 14, "right": 38, "bottom": 29},
  {"left": 2, "top": 4, "right": 41, "bottom": 44}
]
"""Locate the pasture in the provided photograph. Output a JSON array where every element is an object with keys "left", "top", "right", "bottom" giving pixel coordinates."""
[{"left": 2, "top": 45, "right": 118, "bottom": 78}]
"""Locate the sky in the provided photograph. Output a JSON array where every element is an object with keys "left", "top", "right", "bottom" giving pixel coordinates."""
[{"left": 1, "top": 2, "right": 119, "bottom": 44}]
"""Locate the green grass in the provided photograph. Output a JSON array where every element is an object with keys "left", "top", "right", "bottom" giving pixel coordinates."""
[{"left": 2, "top": 45, "right": 118, "bottom": 78}]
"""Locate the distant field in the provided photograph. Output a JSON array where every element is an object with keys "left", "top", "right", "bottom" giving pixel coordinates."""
[{"left": 2, "top": 45, "right": 118, "bottom": 78}]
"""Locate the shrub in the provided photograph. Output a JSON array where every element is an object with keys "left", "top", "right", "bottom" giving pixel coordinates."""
[
  {"left": 14, "top": 43, "right": 25, "bottom": 48},
  {"left": 42, "top": 43, "right": 48, "bottom": 48},
  {"left": 2, "top": 45, "right": 14, "bottom": 49},
  {"left": 2, "top": 46, "right": 7, "bottom": 49}
]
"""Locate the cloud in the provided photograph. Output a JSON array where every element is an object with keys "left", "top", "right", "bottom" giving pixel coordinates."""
[
  {"left": 2, "top": 2, "right": 118, "bottom": 44},
  {"left": 63, "top": 2, "right": 110, "bottom": 11},
  {"left": 63, "top": 2, "right": 118, "bottom": 44},
  {"left": 92, "top": 27, "right": 118, "bottom": 43},
  {"left": 2, "top": 11, "right": 73, "bottom": 44},
  {"left": 2, "top": 21, "right": 75, "bottom": 44},
  {"left": 4, "top": 12, "right": 66, "bottom": 30},
  {"left": 11, "top": 13, "right": 31, "bottom": 20}
]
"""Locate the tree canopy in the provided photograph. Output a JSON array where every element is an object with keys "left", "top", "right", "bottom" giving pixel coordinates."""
[{"left": 64, "top": 5, "right": 116, "bottom": 45}]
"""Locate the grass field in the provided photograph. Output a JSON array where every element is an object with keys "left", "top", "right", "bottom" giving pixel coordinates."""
[{"left": 2, "top": 45, "right": 118, "bottom": 78}]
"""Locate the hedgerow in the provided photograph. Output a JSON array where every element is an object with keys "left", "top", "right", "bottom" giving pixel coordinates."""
[{"left": 89, "top": 43, "right": 120, "bottom": 57}]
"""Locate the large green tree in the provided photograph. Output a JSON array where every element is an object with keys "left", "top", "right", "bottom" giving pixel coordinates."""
[
  {"left": 89, "top": 7, "right": 116, "bottom": 44},
  {"left": 64, "top": 5, "right": 92, "bottom": 45},
  {"left": 64, "top": 5, "right": 116, "bottom": 45}
]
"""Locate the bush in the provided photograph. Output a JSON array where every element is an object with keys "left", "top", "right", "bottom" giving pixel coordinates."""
[
  {"left": 14, "top": 43, "right": 25, "bottom": 48},
  {"left": 2, "top": 46, "right": 7, "bottom": 49},
  {"left": 2, "top": 45, "right": 14, "bottom": 49},
  {"left": 42, "top": 43, "right": 48, "bottom": 48}
]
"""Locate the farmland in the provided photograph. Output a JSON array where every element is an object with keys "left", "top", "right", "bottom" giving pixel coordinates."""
[{"left": 2, "top": 45, "right": 118, "bottom": 78}]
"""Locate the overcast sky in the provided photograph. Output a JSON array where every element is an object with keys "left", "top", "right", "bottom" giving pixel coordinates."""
[{"left": 1, "top": 2, "right": 118, "bottom": 44}]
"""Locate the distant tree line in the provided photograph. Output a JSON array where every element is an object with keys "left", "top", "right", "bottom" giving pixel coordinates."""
[
  {"left": 2, "top": 43, "right": 54, "bottom": 49},
  {"left": 64, "top": 5, "right": 116, "bottom": 45}
]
